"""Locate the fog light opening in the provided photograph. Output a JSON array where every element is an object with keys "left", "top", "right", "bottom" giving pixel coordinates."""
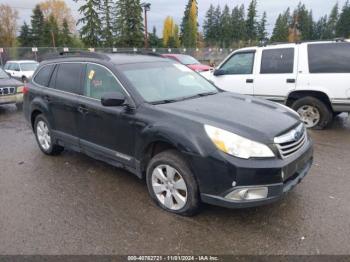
[{"left": 226, "top": 187, "right": 268, "bottom": 201}]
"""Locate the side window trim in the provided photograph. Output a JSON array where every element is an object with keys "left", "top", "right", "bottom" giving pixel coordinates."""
[{"left": 219, "top": 50, "right": 256, "bottom": 75}]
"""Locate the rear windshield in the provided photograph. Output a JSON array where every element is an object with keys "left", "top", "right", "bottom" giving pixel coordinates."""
[{"left": 308, "top": 43, "right": 350, "bottom": 73}]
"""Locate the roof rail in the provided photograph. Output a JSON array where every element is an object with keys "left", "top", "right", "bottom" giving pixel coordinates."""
[
  {"left": 262, "top": 38, "right": 347, "bottom": 47},
  {"left": 43, "top": 51, "right": 111, "bottom": 61}
]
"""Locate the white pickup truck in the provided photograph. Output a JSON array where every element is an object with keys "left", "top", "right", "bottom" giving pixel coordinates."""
[{"left": 202, "top": 40, "right": 350, "bottom": 129}]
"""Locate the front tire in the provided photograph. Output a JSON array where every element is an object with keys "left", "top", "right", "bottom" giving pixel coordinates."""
[
  {"left": 292, "top": 96, "right": 333, "bottom": 130},
  {"left": 34, "top": 114, "right": 64, "bottom": 155},
  {"left": 146, "top": 150, "right": 200, "bottom": 216}
]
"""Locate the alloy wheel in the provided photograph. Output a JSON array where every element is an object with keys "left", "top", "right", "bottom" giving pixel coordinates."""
[
  {"left": 36, "top": 120, "right": 51, "bottom": 151},
  {"left": 151, "top": 164, "right": 188, "bottom": 211}
]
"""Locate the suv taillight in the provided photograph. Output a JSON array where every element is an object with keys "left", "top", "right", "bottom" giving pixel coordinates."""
[{"left": 22, "top": 86, "right": 29, "bottom": 95}]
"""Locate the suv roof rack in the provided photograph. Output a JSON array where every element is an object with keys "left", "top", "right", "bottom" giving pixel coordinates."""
[
  {"left": 259, "top": 38, "right": 347, "bottom": 47},
  {"left": 43, "top": 51, "right": 111, "bottom": 61}
]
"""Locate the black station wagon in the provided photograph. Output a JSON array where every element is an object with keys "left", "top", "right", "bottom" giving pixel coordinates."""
[{"left": 23, "top": 52, "right": 313, "bottom": 216}]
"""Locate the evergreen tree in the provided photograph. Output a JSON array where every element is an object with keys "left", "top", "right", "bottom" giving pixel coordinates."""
[
  {"left": 149, "top": 26, "right": 162, "bottom": 47},
  {"left": 212, "top": 5, "right": 222, "bottom": 46},
  {"left": 75, "top": 0, "right": 101, "bottom": 47},
  {"left": 336, "top": 1, "right": 350, "bottom": 38},
  {"left": 100, "top": 0, "right": 114, "bottom": 47},
  {"left": 292, "top": 3, "right": 314, "bottom": 40},
  {"left": 231, "top": 5, "right": 246, "bottom": 44},
  {"left": 18, "top": 22, "right": 32, "bottom": 47},
  {"left": 31, "top": 5, "right": 45, "bottom": 46},
  {"left": 325, "top": 3, "right": 339, "bottom": 38},
  {"left": 203, "top": 4, "right": 216, "bottom": 46},
  {"left": 114, "top": 0, "right": 144, "bottom": 47},
  {"left": 61, "top": 18, "right": 72, "bottom": 46},
  {"left": 314, "top": 15, "right": 328, "bottom": 40},
  {"left": 271, "top": 8, "right": 291, "bottom": 42},
  {"left": 246, "top": 0, "right": 258, "bottom": 41},
  {"left": 220, "top": 5, "right": 232, "bottom": 47},
  {"left": 257, "top": 11, "right": 268, "bottom": 40},
  {"left": 181, "top": 0, "right": 198, "bottom": 47}
]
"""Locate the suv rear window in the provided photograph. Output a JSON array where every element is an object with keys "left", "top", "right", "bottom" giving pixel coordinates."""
[
  {"left": 308, "top": 43, "right": 350, "bottom": 73},
  {"left": 34, "top": 64, "right": 55, "bottom": 87},
  {"left": 55, "top": 63, "right": 84, "bottom": 94},
  {"left": 260, "top": 48, "right": 294, "bottom": 74}
]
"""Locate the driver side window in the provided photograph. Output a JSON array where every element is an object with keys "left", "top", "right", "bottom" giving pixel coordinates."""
[
  {"left": 220, "top": 52, "right": 255, "bottom": 75},
  {"left": 84, "top": 64, "right": 124, "bottom": 100}
]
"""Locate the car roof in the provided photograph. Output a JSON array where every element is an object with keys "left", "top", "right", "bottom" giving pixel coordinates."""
[
  {"left": 40, "top": 53, "right": 169, "bottom": 66},
  {"left": 6, "top": 60, "right": 38, "bottom": 64}
]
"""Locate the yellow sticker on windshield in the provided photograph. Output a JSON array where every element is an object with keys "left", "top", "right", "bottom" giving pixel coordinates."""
[{"left": 88, "top": 70, "right": 95, "bottom": 80}]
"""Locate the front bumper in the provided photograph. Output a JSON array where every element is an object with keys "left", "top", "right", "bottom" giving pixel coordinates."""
[
  {"left": 201, "top": 158, "right": 312, "bottom": 208},
  {"left": 192, "top": 138, "right": 313, "bottom": 209},
  {"left": 0, "top": 93, "right": 23, "bottom": 105}
]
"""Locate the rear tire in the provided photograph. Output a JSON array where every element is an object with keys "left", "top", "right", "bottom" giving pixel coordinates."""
[
  {"left": 146, "top": 150, "right": 200, "bottom": 216},
  {"left": 34, "top": 114, "right": 64, "bottom": 155},
  {"left": 292, "top": 96, "right": 333, "bottom": 130}
]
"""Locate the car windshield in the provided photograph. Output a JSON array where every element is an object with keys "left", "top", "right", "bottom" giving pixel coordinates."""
[
  {"left": 0, "top": 68, "right": 9, "bottom": 79},
  {"left": 176, "top": 55, "right": 201, "bottom": 65},
  {"left": 119, "top": 62, "right": 218, "bottom": 104},
  {"left": 20, "top": 62, "right": 38, "bottom": 71}
]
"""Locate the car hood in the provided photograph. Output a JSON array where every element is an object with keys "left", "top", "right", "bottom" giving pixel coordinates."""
[
  {"left": 0, "top": 77, "right": 23, "bottom": 87},
  {"left": 156, "top": 92, "right": 301, "bottom": 143}
]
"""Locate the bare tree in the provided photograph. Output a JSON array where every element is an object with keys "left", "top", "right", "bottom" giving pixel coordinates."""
[{"left": 0, "top": 4, "right": 19, "bottom": 47}]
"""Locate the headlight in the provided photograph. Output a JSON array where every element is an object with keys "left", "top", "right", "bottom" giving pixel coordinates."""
[{"left": 204, "top": 125, "right": 275, "bottom": 159}]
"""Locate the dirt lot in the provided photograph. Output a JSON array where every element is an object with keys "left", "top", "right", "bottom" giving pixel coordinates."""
[{"left": 0, "top": 105, "right": 349, "bottom": 255}]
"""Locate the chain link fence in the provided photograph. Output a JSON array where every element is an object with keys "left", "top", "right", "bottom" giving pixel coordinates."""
[{"left": 0, "top": 47, "right": 236, "bottom": 67}]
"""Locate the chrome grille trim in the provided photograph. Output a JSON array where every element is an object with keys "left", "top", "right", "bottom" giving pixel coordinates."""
[
  {"left": 0, "top": 87, "right": 16, "bottom": 96},
  {"left": 274, "top": 124, "right": 307, "bottom": 159}
]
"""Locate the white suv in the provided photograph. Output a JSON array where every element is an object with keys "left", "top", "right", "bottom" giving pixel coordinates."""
[
  {"left": 4, "top": 60, "right": 39, "bottom": 82},
  {"left": 203, "top": 40, "right": 350, "bottom": 129}
]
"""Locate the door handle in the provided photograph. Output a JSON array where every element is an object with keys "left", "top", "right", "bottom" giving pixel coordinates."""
[
  {"left": 246, "top": 79, "right": 254, "bottom": 83},
  {"left": 78, "top": 105, "right": 89, "bottom": 114},
  {"left": 287, "top": 78, "right": 296, "bottom": 83}
]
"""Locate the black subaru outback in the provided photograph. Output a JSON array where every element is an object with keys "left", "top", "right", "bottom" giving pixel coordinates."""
[{"left": 23, "top": 52, "right": 313, "bottom": 216}]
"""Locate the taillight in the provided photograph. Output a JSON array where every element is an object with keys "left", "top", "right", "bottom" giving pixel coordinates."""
[{"left": 22, "top": 86, "right": 29, "bottom": 95}]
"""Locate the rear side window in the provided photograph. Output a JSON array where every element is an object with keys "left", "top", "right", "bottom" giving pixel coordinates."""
[
  {"left": 34, "top": 64, "right": 55, "bottom": 87},
  {"left": 55, "top": 63, "right": 84, "bottom": 94},
  {"left": 260, "top": 48, "right": 294, "bottom": 74},
  {"left": 308, "top": 43, "right": 350, "bottom": 73}
]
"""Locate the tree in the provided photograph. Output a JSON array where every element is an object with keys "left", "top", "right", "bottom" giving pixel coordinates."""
[
  {"left": 61, "top": 19, "right": 72, "bottom": 46},
  {"left": 271, "top": 8, "right": 291, "bottom": 42},
  {"left": 0, "top": 4, "right": 19, "bottom": 47},
  {"left": 203, "top": 4, "right": 216, "bottom": 46},
  {"left": 100, "top": 0, "right": 114, "bottom": 47},
  {"left": 336, "top": 1, "right": 350, "bottom": 38},
  {"left": 231, "top": 5, "right": 246, "bottom": 44},
  {"left": 220, "top": 5, "right": 232, "bottom": 47},
  {"left": 31, "top": 5, "right": 45, "bottom": 46},
  {"left": 181, "top": 0, "right": 198, "bottom": 47},
  {"left": 42, "top": 14, "right": 60, "bottom": 47},
  {"left": 18, "top": 22, "right": 32, "bottom": 47},
  {"left": 149, "top": 26, "right": 162, "bottom": 47},
  {"left": 114, "top": 0, "right": 144, "bottom": 47},
  {"left": 212, "top": 5, "right": 222, "bottom": 46},
  {"left": 257, "top": 11, "right": 268, "bottom": 40},
  {"left": 246, "top": 0, "right": 258, "bottom": 41},
  {"left": 314, "top": 15, "right": 328, "bottom": 40},
  {"left": 291, "top": 3, "right": 314, "bottom": 40},
  {"left": 75, "top": 0, "right": 101, "bottom": 47},
  {"left": 162, "top": 16, "right": 180, "bottom": 48},
  {"left": 325, "top": 3, "right": 339, "bottom": 38},
  {"left": 40, "top": 0, "right": 76, "bottom": 32}
]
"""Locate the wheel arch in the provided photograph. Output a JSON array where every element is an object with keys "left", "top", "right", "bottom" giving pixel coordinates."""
[{"left": 286, "top": 90, "right": 333, "bottom": 111}]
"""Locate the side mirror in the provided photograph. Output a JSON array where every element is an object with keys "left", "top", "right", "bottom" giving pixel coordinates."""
[
  {"left": 213, "top": 69, "right": 226, "bottom": 76},
  {"left": 101, "top": 92, "right": 126, "bottom": 107}
]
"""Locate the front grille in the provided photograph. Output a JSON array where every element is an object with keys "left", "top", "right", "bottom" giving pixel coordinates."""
[
  {"left": 274, "top": 124, "right": 307, "bottom": 159},
  {"left": 0, "top": 87, "right": 16, "bottom": 96}
]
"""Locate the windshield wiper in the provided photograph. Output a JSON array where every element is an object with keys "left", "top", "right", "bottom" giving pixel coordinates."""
[
  {"left": 150, "top": 99, "right": 179, "bottom": 105},
  {"left": 177, "top": 91, "right": 218, "bottom": 101}
]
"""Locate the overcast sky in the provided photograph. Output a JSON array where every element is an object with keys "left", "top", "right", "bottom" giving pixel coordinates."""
[{"left": 0, "top": 0, "right": 346, "bottom": 36}]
